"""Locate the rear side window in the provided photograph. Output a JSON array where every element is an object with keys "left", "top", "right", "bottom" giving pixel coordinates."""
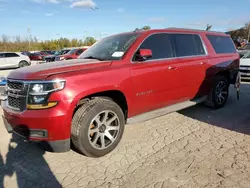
[
  {"left": 171, "top": 34, "right": 206, "bottom": 57},
  {"left": 0, "top": 53, "right": 5, "bottom": 58},
  {"left": 137, "top": 33, "right": 174, "bottom": 60},
  {"left": 206, "top": 35, "right": 236, "bottom": 54},
  {"left": 5, "top": 53, "right": 19, "bottom": 58}
]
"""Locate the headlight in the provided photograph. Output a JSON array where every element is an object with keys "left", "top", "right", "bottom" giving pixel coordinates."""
[
  {"left": 60, "top": 56, "right": 65, "bottom": 60},
  {"left": 27, "top": 80, "right": 65, "bottom": 110}
]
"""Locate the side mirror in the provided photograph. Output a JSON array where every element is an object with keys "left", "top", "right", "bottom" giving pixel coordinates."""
[
  {"left": 139, "top": 49, "right": 152, "bottom": 59},
  {"left": 134, "top": 49, "right": 152, "bottom": 61}
]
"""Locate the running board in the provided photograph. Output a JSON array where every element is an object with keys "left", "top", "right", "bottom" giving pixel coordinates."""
[{"left": 126, "top": 96, "right": 207, "bottom": 124}]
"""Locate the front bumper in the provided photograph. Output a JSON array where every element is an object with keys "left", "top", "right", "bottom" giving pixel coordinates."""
[{"left": 1, "top": 100, "right": 71, "bottom": 152}]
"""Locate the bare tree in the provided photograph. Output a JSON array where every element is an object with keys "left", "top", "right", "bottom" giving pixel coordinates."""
[
  {"left": 1, "top": 34, "right": 8, "bottom": 43},
  {"left": 15, "top": 36, "right": 21, "bottom": 43}
]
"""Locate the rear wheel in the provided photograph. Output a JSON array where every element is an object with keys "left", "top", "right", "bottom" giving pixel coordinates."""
[
  {"left": 205, "top": 75, "right": 229, "bottom": 109},
  {"left": 71, "top": 98, "right": 125, "bottom": 157},
  {"left": 19, "top": 60, "right": 29, "bottom": 68}
]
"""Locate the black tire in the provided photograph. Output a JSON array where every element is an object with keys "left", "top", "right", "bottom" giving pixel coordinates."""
[
  {"left": 205, "top": 75, "right": 229, "bottom": 109},
  {"left": 71, "top": 98, "right": 125, "bottom": 157},
  {"left": 19, "top": 60, "right": 29, "bottom": 68}
]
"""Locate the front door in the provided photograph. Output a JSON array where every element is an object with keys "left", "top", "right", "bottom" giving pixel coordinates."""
[
  {"left": 0, "top": 53, "right": 7, "bottom": 68},
  {"left": 5, "top": 53, "right": 20, "bottom": 67},
  {"left": 130, "top": 33, "right": 182, "bottom": 116}
]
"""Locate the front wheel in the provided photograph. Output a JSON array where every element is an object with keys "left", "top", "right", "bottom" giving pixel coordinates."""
[
  {"left": 71, "top": 98, "right": 125, "bottom": 157},
  {"left": 205, "top": 75, "right": 229, "bottom": 109}
]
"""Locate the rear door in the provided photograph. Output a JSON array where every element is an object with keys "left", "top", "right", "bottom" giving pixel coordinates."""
[
  {"left": 130, "top": 33, "right": 183, "bottom": 115},
  {"left": 5, "top": 53, "right": 20, "bottom": 67},
  {"left": 0, "top": 53, "right": 6, "bottom": 68},
  {"left": 169, "top": 33, "right": 208, "bottom": 99}
]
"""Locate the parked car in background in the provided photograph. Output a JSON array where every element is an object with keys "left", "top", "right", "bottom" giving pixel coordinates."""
[
  {"left": 20, "top": 51, "right": 31, "bottom": 56},
  {"left": 239, "top": 51, "right": 250, "bottom": 82},
  {"left": 27, "top": 52, "right": 46, "bottom": 61},
  {"left": 55, "top": 48, "right": 87, "bottom": 61},
  {"left": 43, "top": 49, "right": 70, "bottom": 62},
  {"left": 40, "top": 50, "right": 55, "bottom": 55},
  {"left": 237, "top": 43, "right": 250, "bottom": 56},
  {"left": 0, "top": 52, "right": 31, "bottom": 69},
  {"left": 38, "top": 51, "right": 50, "bottom": 56},
  {"left": 2, "top": 28, "right": 240, "bottom": 157}
]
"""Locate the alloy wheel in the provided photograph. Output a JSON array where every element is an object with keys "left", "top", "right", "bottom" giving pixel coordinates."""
[
  {"left": 88, "top": 110, "right": 120, "bottom": 150},
  {"left": 215, "top": 81, "right": 228, "bottom": 105}
]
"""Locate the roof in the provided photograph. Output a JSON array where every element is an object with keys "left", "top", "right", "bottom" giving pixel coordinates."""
[{"left": 113, "top": 27, "right": 229, "bottom": 36}]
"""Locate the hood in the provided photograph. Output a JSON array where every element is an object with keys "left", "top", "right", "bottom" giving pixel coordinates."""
[{"left": 8, "top": 59, "right": 112, "bottom": 80}]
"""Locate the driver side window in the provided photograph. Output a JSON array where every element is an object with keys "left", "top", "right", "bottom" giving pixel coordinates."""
[{"left": 133, "top": 33, "right": 174, "bottom": 61}]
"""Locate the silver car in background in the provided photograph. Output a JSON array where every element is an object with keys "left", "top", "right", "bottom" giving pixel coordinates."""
[
  {"left": 239, "top": 51, "right": 250, "bottom": 82},
  {"left": 0, "top": 52, "right": 31, "bottom": 69}
]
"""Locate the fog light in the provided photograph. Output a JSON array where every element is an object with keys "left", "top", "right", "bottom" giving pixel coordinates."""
[{"left": 30, "top": 130, "right": 48, "bottom": 138}]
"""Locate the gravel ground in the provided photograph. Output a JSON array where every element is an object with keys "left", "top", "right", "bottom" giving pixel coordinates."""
[{"left": 0, "top": 70, "right": 249, "bottom": 188}]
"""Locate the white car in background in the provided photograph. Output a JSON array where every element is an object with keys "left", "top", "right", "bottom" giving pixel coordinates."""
[
  {"left": 0, "top": 52, "right": 31, "bottom": 69},
  {"left": 239, "top": 51, "right": 250, "bottom": 82}
]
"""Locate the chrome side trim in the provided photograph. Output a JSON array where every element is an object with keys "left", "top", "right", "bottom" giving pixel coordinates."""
[{"left": 126, "top": 96, "right": 207, "bottom": 124}]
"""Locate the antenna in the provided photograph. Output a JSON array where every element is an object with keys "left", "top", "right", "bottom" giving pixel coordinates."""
[{"left": 206, "top": 24, "right": 212, "bottom": 31}]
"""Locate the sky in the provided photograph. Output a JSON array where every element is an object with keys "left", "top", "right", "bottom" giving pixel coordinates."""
[{"left": 0, "top": 0, "right": 250, "bottom": 41}]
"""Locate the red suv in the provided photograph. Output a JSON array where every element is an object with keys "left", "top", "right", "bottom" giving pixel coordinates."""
[
  {"left": 55, "top": 48, "right": 87, "bottom": 61},
  {"left": 2, "top": 28, "right": 240, "bottom": 157}
]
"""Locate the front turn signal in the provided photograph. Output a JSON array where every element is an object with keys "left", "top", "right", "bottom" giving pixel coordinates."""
[{"left": 27, "top": 102, "right": 58, "bottom": 110}]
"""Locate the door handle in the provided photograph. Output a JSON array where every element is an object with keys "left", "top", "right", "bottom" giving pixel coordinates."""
[
  {"left": 200, "top": 62, "right": 205, "bottom": 65},
  {"left": 167, "top": 66, "right": 178, "bottom": 70}
]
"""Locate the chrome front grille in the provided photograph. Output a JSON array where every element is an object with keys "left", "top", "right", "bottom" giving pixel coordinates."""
[
  {"left": 7, "top": 81, "right": 23, "bottom": 90},
  {"left": 240, "top": 66, "right": 250, "bottom": 82},
  {"left": 7, "top": 80, "right": 28, "bottom": 111},
  {"left": 8, "top": 96, "right": 21, "bottom": 110}
]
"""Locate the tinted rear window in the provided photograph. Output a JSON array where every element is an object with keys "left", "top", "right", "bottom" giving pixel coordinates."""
[
  {"left": 172, "top": 34, "right": 206, "bottom": 57},
  {"left": 5, "top": 53, "right": 19, "bottom": 57},
  {"left": 206, "top": 35, "right": 236, "bottom": 54}
]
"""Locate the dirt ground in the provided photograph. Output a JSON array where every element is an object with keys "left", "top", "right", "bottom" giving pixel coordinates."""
[{"left": 0, "top": 85, "right": 250, "bottom": 188}]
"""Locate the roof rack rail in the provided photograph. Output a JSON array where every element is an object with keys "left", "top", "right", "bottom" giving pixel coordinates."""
[{"left": 166, "top": 27, "right": 226, "bottom": 34}]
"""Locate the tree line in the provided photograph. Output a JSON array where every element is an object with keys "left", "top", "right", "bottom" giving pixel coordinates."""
[
  {"left": 228, "top": 22, "right": 250, "bottom": 41},
  {"left": 0, "top": 26, "right": 151, "bottom": 52},
  {"left": 2, "top": 23, "right": 247, "bottom": 52},
  {"left": 0, "top": 35, "right": 97, "bottom": 52}
]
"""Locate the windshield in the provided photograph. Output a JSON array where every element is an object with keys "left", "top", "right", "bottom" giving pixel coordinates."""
[
  {"left": 62, "top": 50, "right": 70, "bottom": 54},
  {"left": 67, "top": 49, "right": 77, "bottom": 55},
  {"left": 54, "top": 51, "right": 62, "bottom": 55},
  {"left": 78, "top": 33, "right": 140, "bottom": 61}
]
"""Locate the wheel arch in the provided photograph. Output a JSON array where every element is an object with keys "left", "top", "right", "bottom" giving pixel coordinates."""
[
  {"left": 72, "top": 89, "right": 129, "bottom": 121},
  {"left": 18, "top": 60, "right": 29, "bottom": 67},
  {"left": 214, "top": 70, "right": 230, "bottom": 83}
]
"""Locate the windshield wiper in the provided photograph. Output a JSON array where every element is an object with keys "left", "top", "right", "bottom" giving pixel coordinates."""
[{"left": 81, "top": 56, "right": 105, "bottom": 61}]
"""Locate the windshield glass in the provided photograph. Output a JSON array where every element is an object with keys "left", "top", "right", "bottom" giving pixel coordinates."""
[
  {"left": 78, "top": 33, "right": 140, "bottom": 61},
  {"left": 67, "top": 49, "right": 77, "bottom": 55},
  {"left": 54, "top": 51, "right": 62, "bottom": 55},
  {"left": 62, "top": 50, "right": 70, "bottom": 54}
]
